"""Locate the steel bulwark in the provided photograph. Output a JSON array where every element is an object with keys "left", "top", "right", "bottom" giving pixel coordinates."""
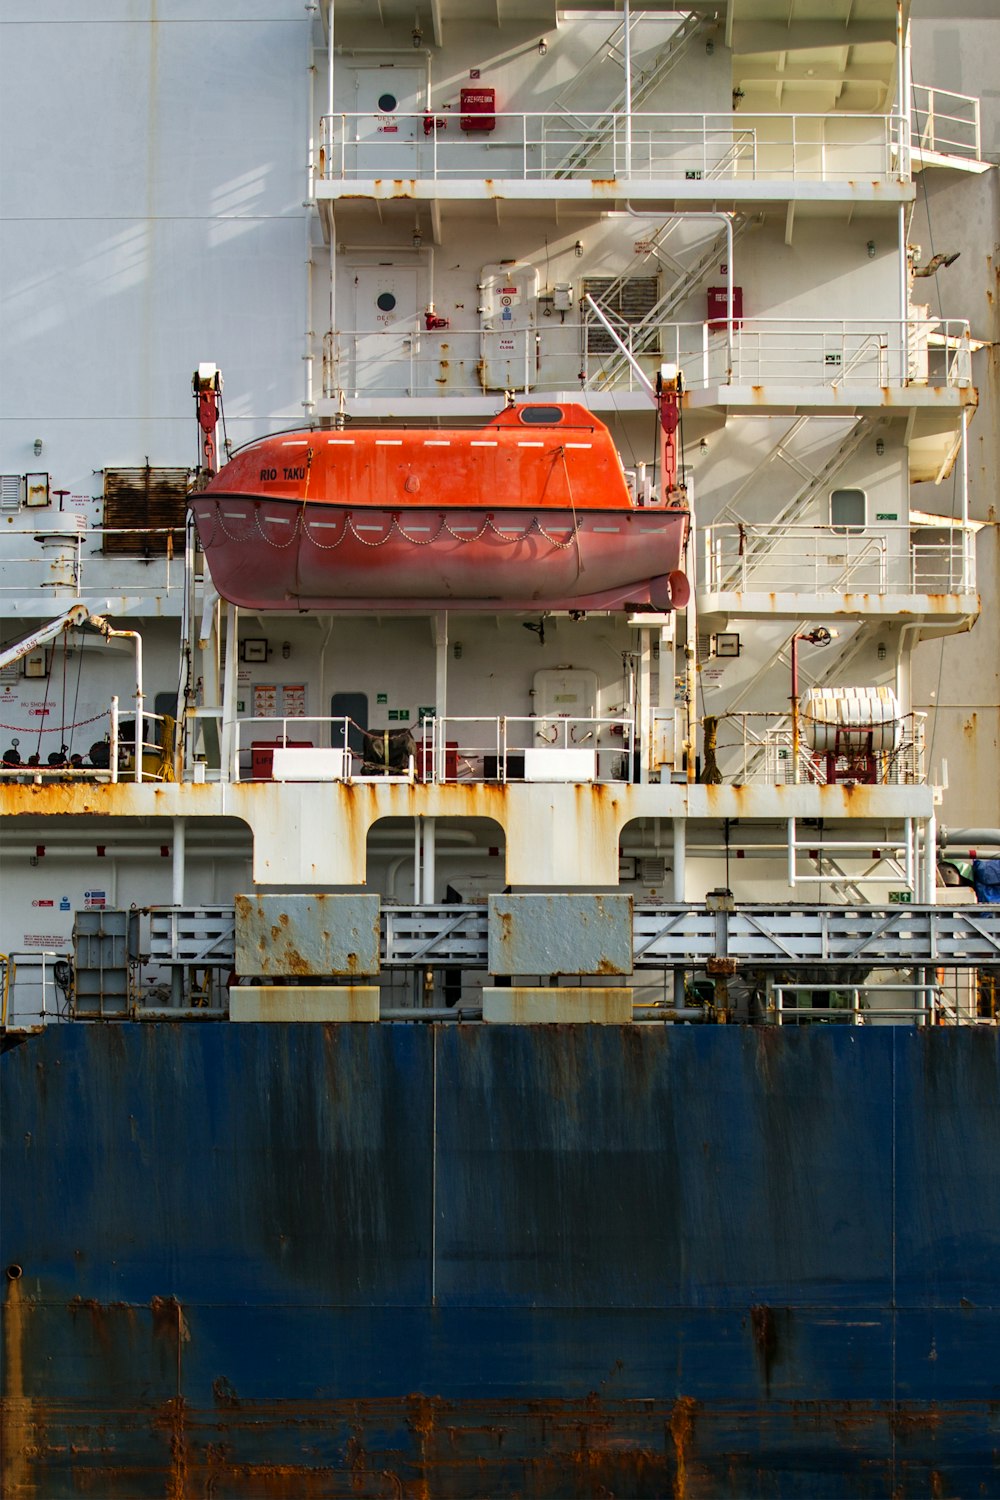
[{"left": 3, "top": 1024, "right": 1000, "bottom": 1497}]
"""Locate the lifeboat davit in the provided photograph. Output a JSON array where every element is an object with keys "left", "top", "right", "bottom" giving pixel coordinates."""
[{"left": 190, "top": 402, "right": 689, "bottom": 612}]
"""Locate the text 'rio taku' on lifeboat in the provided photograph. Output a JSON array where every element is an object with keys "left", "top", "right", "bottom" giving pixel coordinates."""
[{"left": 190, "top": 401, "right": 690, "bottom": 613}]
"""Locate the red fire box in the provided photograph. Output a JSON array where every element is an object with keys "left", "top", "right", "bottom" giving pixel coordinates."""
[
  {"left": 707, "top": 285, "right": 743, "bottom": 331},
  {"left": 460, "top": 86, "right": 496, "bottom": 132}
]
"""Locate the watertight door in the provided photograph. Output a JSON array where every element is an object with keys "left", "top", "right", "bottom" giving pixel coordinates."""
[
  {"left": 479, "top": 262, "right": 539, "bottom": 391},
  {"left": 351, "top": 266, "right": 420, "bottom": 395},
  {"left": 350, "top": 66, "right": 423, "bottom": 176}
]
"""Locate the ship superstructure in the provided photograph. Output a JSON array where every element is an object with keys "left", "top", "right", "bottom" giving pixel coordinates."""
[{"left": 1, "top": 1, "right": 999, "bottom": 1494}]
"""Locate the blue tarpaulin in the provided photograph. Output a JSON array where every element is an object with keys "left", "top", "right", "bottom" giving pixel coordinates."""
[{"left": 972, "top": 859, "right": 1000, "bottom": 903}]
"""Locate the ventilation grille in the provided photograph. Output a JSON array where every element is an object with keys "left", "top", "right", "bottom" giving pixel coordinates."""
[
  {"left": 583, "top": 276, "right": 660, "bottom": 356},
  {"left": 0, "top": 475, "right": 22, "bottom": 512},
  {"left": 102, "top": 467, "right": 191, "bottom": 555}
]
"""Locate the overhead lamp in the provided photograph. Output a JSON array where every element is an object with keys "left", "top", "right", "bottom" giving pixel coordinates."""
[
  {"left": 538, "top": 37, "right": 548, "bottom": 55},
  {"left": 412, "top": 17, "right": 423, "bottom": 47},
  {"left": 33, "top": 438, "right": 43, "bottom": 456},
  {"left": 574, "top": 240, "right": 584, "bottom": 258},
  {"left": 867, "top": 240, "right": 877, "bottom": 258},
  {"left": 875, "top": 437, "right": 885, "bottom": 456},
  {"left": 412, "top": 226, "right": 423, "bottom": 249}
]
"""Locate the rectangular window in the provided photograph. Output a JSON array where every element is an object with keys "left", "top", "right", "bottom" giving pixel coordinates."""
[{"left": 830, "top": 487, "right": 866, "bottom": 535}]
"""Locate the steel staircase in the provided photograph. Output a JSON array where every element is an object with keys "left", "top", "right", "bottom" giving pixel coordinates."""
[
  {"left": 715, "top": 415, "right": 878, "bottom": 590},
  {"left": 587, "top": 216, "right": 751, "bottom": 388},
  {"left": 552, "top": 11, "right": 703, "bottom": 179}
]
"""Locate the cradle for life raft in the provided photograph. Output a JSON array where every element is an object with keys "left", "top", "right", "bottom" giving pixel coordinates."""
[{"left": 189, "top": 403, "right": 689, "bottom": 612}]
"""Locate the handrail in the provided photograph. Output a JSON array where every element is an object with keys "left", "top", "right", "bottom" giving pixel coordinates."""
[
  {"left": 320, "top": 109, "right": 904, "bottom": 185},
  {"left": 701, "top": 520, "right": 976, "bottom": 597}
]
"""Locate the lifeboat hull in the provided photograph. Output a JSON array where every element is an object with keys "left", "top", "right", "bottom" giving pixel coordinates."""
[{"left": 190, "top": 496, "right": 687, "bottom": 611}]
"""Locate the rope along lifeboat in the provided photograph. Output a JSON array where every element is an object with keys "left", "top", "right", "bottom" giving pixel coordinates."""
[{"left": 190, "top": 402, "right": 690, "bottom": 612}]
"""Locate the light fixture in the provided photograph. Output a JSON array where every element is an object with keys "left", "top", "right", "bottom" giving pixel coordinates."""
[
  {"left": 33, "top": 438, "right": 42, "bottom": 456},
  {"left": 453, "top": 641, "right": 463, "bottom": 659},
  {"left": 574, "top": 240, "right": 584, "bottom": 258},
  {"left": 867, "top": 240, "right": 877, "bottom": 258},
  {"left": 875, "top": 437, "right": 885, "bottom": 456},
  {"left": 714, "top": 632, "right": 741, "bottom": 659},
  {"left": 241, "top": 638, "right": 269, "bottom": 664},
  {"left": 699, "top": 438, "right": 709, "bottom": 455},
  {"left": 877, "top": 642, "right": 887, "bottom": 661},
  {"left": 282, "top": 641, "right": 291, "bottom": 659},
  {"left": 411, "top": 17, "right": 423, "bottom": 47},
  {"left": 705, "top": 37, "right": 714, "bottom": 55},
  {"left": 412, "top": 226, "right": 423, "bottom": 249},
  {"left": 538, "top": 37, "right": 548, "bottom": 55},
  {"left": 732, "top": 86, "right": 745, "bottom": 107}
]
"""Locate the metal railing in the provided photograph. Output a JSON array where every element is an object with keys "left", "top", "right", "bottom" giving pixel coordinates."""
[
  {"left": 320, "top": 110, "right": 905, "bottom": 184},
  {"left": 912, "top": 83, "right": 981, "bottom": 161},
  {"left": 0, "top": 951, "right": 72, "bottom": 1030},
  {"left": 326, "top": 316, "right": 973, "bottom": 402},
  {"left": 0, "top": 526, "right": 186, "bottom": 599},
  {"left": 423, "top": 715, "right": 635, "bottom": 784},
  {"left": 228, "top": 715, "right": 416, "bottom": 784},
  {"left": 0, "top": 700, "right": 173, "bottom": 784},
  {"left": 712, "top": 711, "right": 927, "bottom": 787},
  {"left": 701, "top": 522, "right": 977, "bottom": 597}
]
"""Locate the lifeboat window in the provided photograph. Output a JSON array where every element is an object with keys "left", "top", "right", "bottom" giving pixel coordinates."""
[
  {"left": 519, "top": 406, "right": 564, "bottom": 425},
  {"left": 376, "top": 292, "right": 397, "bottom": 313},
  {"left": 377, "top": 93, "right": 398, "bottom": 112}
]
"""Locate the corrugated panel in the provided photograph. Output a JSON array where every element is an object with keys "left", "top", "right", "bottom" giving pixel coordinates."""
[
  {"left": 583, "top": 276, "right": 659, "bottom": 356},
  {"left": 3, "top": 1026, "right": 1000, "bottom": 1496},
  {"left": 102, "top": 466, "right": 191, "bottom": 555}
]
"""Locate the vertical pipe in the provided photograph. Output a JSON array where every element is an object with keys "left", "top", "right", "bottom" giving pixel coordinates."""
[
  {"left": 638, "top": 628, "right": 651, "bottom": 783},
  {"left": 221, "top": 603, "right": 239, "bottom": 782},
  {"left": 925, "top": 812, "right": 937, "bottom": 904},
  {"left": 423, "top": 818, "right": 436, "bottom": 903},
  {"left": 787, "top": 817, "right": 796, "bottom": 888},
  {"left": 110, "top": 695, "right": 119, "bottom": 784},
  {"left": 790, "top": 633, "right": 801, "bottom": 783},
  {"left": 684, "top": 491, "right": 698, "bottom": 783},
  {"left": 435, "top": 611, "right": 448, "bottom": 781},
  {"left": 904, "top": 816, "right": 914, "bottom": 893},
  {"left": 623, "top": 0, "right": 632, "bottom": 175},
  {"left": 671, "top": 818, "right": 686, "bottom": 901},
  {"left": 172, "top": 819, "right": 186, "bottom": 906},
  {"left": 898, "top": 202, "right": 908, "bottom": 379},
  {"left": 413, "top": 819, "right": 422, "bottom": 902}
]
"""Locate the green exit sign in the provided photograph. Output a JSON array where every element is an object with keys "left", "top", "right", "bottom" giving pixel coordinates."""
[
  {"left": 889, "top": 890, "right": 912, "bottom": 904},
  {"left": 876, "top": 512, "right": 898, "bottom": 521}
]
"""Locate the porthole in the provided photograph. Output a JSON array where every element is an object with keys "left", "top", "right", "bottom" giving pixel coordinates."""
[
  {"left": 377, "top": 93, "right": 398, "bottom": 113},
  {"left": 376, "top": 292, "right": 397, "bottom": 313}
]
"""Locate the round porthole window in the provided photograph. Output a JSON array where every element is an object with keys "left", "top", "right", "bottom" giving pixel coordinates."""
[
  {"left": 376, "top": 292, "right": 397, "bottom": 312},
  {"left": 378, "top": 93, "right": 398, "bottom": 113}
]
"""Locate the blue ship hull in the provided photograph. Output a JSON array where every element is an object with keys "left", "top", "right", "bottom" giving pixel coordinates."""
[{"left": 3, "top": 1023, "right": 999, "bottom": 1497}]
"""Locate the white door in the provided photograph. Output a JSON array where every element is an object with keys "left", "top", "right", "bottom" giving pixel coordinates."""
[
  {"left": 351, "top": 67, "right": 424, "bottom": 176},
  {"left": 479, "top": 262, "right": 539, "bottom": 391},
  {"left": 351, "top": 266, "right": 421, "bottom": 395}
]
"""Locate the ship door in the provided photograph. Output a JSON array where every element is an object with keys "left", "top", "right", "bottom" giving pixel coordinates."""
[
  {"left": 351, "top": 66, "right": 423, "bottom": 175},
  {"left": 331, "top": 693, "right": 368, "bottom": 760},
  {"left": 532, "top": 667, "right": 599, "bottom": 745},
  {"left": 351, "top": 266, "right": 420, "bottom": 395},
  {"left": 479, "top": 262, "right": 539, "bottom": 391}
]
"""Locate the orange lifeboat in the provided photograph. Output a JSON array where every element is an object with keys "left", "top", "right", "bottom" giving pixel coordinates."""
[{"left": 190, "top": 402, "right": 689, "bottom": 612}]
